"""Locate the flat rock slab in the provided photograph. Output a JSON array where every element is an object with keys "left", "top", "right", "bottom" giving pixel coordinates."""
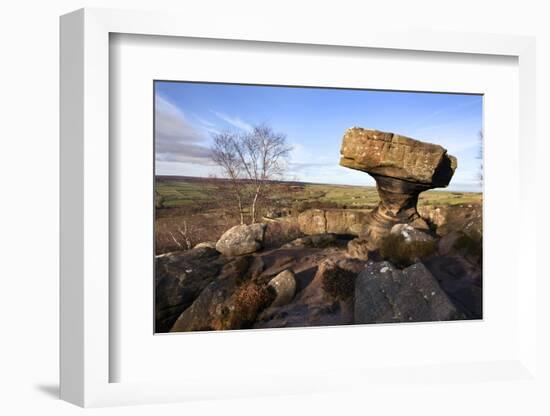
[
  {"left": 355, "top": 261, "right": 462, "bottom": 324},
  {"left": 340, "top": 127, "right": 456, "bottom": 186}
]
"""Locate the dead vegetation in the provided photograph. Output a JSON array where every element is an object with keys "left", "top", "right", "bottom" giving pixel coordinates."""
[{"left": 216, "top": 283, "right": 275, "bottom": 330}]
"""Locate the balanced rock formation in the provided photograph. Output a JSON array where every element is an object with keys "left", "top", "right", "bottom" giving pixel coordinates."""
[{"left": 340, "top": 127, "right": 456, "bottom": 249}]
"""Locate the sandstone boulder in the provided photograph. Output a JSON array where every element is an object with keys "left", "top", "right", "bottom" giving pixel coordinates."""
[
  {"left": 193, "top": 241, "right": 217, "bottom": 250},
  {"left": 155, "top": 247, "right": 226, "bottom": 332},
  {"left": 355, "top": 261, "right": 462, "bottom": 324},
  {"left": 267, "top": 269, "right": 297, "bottom": 307},
  {"left": 390, "top": 223, "right": 435, "bottom": 244},
  {"left": 423, "top": 255, "right": 482, "bottom": 319},
  {"left": 419, "top": 204, "right": 482, "bottom": 238},
  {"left": 255, "top": 259, "right": 356, "bottom": 328},
  {"left": 436, "top": 229, "right": 482, "bottom": 265},
  {"left": 297, "top": 209, "right": 326, "bottom": 235},
  {"left": 437, "top": 231, "right": 462, "bottom": 256},
  {"left": 170, "top": 255, "right": 271, "bottom": 332},
  {"left": 215, "top": 223, "right": 267, "bottom": 256},
  {"left": 297, "top": 208, "right": 370, "bottom": 235}
]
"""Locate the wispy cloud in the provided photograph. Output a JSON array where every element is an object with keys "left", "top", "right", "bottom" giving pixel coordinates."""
[
  {"left": 286, "top": 142, "right": 339, "bottom": 179},
  {"left": 211, "top": 110, "right": 253, "bottom": 132},
  {"left": 155, "top": 95, "right": 214, "bottom": 165},
  {"left": 289, "top": 161, "right": 335, "bottom": 171},
  {"left": 403, "top": 98, "right": 481, "bottom": 132},
  {"left": 192, "top": 114, "right": 221, "bottom": 136}
]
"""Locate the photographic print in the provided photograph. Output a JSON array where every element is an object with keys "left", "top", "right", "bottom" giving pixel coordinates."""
[{"left": 154, "top": 81, "right": 483, "bottom": 333}]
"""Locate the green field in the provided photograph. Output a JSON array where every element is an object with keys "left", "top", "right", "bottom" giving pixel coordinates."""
[
  {"left": 155, "top": 176, "right": 482, "bottom": 210},
  {"left": 155, "top": 179, "right": 217, "bottom": 208}
]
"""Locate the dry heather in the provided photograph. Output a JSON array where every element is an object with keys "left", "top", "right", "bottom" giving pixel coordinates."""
[{"left": 216, "top": 283, "right": 275, "bottom": 330}]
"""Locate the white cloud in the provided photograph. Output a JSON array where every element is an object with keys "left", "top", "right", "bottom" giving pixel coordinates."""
[
  {"left": 155, "top": 95, "right": 214, "bottom": 167},
  {"left": 211, "top": 110, "right": 253, "bottom": 132}
]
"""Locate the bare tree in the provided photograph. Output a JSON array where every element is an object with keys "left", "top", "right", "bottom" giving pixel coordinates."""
[
  {"left": 239, "top": 125, "right": 291, "bottom": 223},
  {"left": 211, "top": 132, "right": 247, "bottom": 224},
  {"left": 167, "top": 220, "right": 193, "bottom": 250},
  {"left": 211, "top": 124, "right": 291, "bottom": 224}
]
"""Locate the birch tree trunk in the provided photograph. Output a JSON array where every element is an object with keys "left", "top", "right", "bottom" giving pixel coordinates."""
[
  {"left": 237, "top": 194, "right": 244, "bottom": 225},
  {"left": 251, "top": 185, "right": 261, "bottom": 223}
]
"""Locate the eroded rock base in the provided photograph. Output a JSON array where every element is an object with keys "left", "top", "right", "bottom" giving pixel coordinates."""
[{"left": 358, "top": 175, "right": 430, "bottom": 250}]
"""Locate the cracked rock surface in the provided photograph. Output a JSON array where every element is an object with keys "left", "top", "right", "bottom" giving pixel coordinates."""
[{"left": 354, "top": 261, "right": 463, "bottom": 324}]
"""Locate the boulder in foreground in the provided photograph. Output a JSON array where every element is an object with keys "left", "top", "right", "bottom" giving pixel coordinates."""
[
  {"left": 355, "top": 261, "right": 462, "bottom": 324},
  {"left": 255, "top": 259, "right": 357, "bottom": 328},
  {"left": 215, "top": 223, "right": 267, "bottom": 256},
  {"left": 155, "top": 247, "right": 225, "bottom": 332},
  {"left": 170, "top": 255, "right": 273, "bottom": 331},
  {"left": 267, "top": 269, "right": 297, "bottom": 307}
]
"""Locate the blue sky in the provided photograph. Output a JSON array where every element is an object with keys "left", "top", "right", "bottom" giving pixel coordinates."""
[{"left": 155, "top": 81, "right": 483, "bottom": 192}]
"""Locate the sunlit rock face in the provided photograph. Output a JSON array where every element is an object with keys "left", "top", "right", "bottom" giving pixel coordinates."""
[{"left": 339, "top": 127, "right": 457, "bottom": 249}]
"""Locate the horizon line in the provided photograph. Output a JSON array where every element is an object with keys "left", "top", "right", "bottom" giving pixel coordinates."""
[{"left": 155, "top": 174, "right": 482, "bottom": 194}]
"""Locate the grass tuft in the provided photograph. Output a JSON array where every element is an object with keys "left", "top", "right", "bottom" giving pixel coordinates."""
[{"left": 379, "top": 234, "right": 437, "bottom": 268}]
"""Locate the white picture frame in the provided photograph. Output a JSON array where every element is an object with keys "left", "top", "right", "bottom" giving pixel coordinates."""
[{"left": 60, "top": 7, "right": 539, "bottom": 408}]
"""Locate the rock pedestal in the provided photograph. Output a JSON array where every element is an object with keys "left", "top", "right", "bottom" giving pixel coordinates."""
[{"left": 340, "top": 128, "right": 456, "bottom": 249}]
